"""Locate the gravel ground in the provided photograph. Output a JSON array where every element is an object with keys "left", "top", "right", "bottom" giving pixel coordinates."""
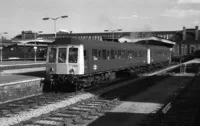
[
  {"left": 79, "top": 75, "right": 193, "bottom": 126},
  {"left": 0, "top": 93, "right": 95, "bottom": 126}
]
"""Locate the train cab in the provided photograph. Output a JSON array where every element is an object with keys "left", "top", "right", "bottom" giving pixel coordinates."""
[{"left": 46, "top": 44, "right": 85, "bottom": 80}]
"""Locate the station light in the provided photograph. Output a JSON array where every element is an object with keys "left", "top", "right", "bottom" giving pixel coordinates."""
[
  {"left": 182, "top": 26, "right": 186, "bottom": 41},
  {"left": 42, "top": 17, "right": 50, "bottom": 20},
  {"left": 42, "top": 15, "right": 68, "bottom": 38},
  {"left": 0, "top": 32, "right": 8, "bottom": 62}
]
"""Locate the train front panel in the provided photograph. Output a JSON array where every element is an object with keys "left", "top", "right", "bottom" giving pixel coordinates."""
[{"left": 45, "top": 44, "right": 84, "bottom": 81}]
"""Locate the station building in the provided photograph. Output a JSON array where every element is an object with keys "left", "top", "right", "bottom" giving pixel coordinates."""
[
  {"left": 10, "top": 26, "right": 200, "bottom": 59},
  {"left": 172, "top": 26, "right": 200, "bottom": 56}
]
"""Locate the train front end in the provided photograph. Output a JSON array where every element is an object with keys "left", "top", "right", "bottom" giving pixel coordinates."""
[{"left": 45, "top": 44, "right": 84, "bottom": 91}]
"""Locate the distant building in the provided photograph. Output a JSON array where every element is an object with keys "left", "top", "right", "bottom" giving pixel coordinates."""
[{"left": 11, "top": 26, "right": 200, "bottom": 57}]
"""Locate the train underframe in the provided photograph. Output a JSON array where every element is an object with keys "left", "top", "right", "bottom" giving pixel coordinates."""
[{"left": 43, "top": 61, "right": 169, "bottom": 92}]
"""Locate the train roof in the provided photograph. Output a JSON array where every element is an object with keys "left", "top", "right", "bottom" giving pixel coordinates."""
[
  {"left": 50, "top": 38, "right": 171, "bottom": 51},
  {"left": 50, "top": 38, "right": 148, "bottom": 49}
]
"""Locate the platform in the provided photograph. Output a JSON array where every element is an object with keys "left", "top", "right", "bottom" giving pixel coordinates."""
[
  {"left": 0, "top": 72, "right": 44, "bottom": 104},
  {"left": 179, "top": 58, "right": 200, "bottom": 74},
  {"left": 182, "top": 58, "right": 200, "bottom": 65},
  {"left": 0, "top": 67, "right": 46, "bottom": 74},
  {"left": 0, "top": 61, "right": 46, "bottom": 73},
  {"left": 0, "top": 61, "right": 45, "bottom": 66}
]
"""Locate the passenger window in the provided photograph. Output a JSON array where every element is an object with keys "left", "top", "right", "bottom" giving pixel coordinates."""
[
  {"left": 92, "top": 49, "right": 98, "bottom": 60},
  {"left": 102, "top": 49, "right": 107, "bottom": 60},
  {"left": 84, "top": 50, "right": 87, "bottom": 60},
  {"left": 125, "top": 50, "right": 129, "bottom": 59},
  {"left": 98, "top": 50, "right": 101, "bottom": 60},
  {"left": 111, "top": 50, "right": 114, "bottom": 59},
  {"left": 107, "top": 50, "right": 110, "bottom": 60},
  {"left": 121, "top": 50, "right": 125, "bottom": 58},
  {"left": 58, "top": 48, "right": 67, "bottom": 63},
  {"left": 48, "top": 48, "right": 56, "bottom": 63},
  {"left": 118, "top": 50, "right": 121, "bottom": 59},
  {"left": 114, "top": 50, "right": 118, "bottom": 59},
  {"left": 136, "top": 50, "right": 140, "bottom": 57},
  {"left": 128, "top": 50, "right": 133, "bottom": 59},
  {"left": 68, "top": 47, "right": 78, "bottom": 63}
]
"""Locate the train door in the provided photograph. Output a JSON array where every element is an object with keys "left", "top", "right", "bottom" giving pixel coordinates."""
[
  {"left": 56, "top": 47, "right": 67, "bottom": 74},
  {"left": 84, "top": 49, "right": 90, "bottom": 74},
  {"left": 91, "top": 49, "right": 99, "bottom": 72},
  {"left": 147, "top": 48, "right": 151, "bottom": 64}
]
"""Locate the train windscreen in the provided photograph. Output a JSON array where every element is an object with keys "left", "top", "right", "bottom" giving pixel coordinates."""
[{"left": 58, "top": 48, "right": 67, "bottom": 63}]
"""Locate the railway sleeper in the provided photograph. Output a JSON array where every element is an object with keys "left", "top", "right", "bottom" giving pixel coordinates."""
[
  {"left": 53, "top": 112, "right": 82, "bottom": 123},
  {"left": 46, "top": 114, "right": 73, "bottom": 124},
  {"left": 0, "top": 109, "right": 11, "bottom": 115},
  {"left": 44, "top": 116, "right": 72, "bottom": 126}
]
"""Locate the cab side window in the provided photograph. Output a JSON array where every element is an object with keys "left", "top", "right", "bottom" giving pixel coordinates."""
[{"left": 69, "top": 47, "right": 78, "bottom": 63}]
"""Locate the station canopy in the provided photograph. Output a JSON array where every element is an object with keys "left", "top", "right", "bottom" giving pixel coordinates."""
[{"left": 118, "top": 36, "right": 176, "bottom": 47}]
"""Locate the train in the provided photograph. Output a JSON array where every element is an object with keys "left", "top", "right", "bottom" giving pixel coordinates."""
[
  {"left": 44, "top": 38, "right": 171, "bottom": 91},
  {"left": 1, "top": 44, "right": 47, "bottom": 61}
]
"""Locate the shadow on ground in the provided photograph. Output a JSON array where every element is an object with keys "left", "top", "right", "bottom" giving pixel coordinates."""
[
  {"left": 14, "top": 71, "right": 46, "bottom": 78},
  {"left": 88, "top": 112, "right": 147, "bottom": 126}
]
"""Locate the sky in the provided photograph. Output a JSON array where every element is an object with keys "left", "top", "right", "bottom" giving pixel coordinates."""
[{"left": 1, "top": 0, "right": 200, "bottom": 38}]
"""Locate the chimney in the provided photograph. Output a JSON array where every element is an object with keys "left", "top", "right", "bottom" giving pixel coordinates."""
[
  {"left": 183, "top": 26, "right": 186, "bottom": 41},
  {"left": 21, "top": 31, "right": 25, "bottom": 40},
  {"left": 70, "top": 31, "right": 73, "bottom": 34},
  {"left": 195, "top": 26, "right": 199, "bottom": 40}
]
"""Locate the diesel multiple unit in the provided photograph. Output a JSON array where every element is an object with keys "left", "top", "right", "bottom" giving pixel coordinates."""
[{"left": 45, "top": 38, "right": 171, "bottom": 91}]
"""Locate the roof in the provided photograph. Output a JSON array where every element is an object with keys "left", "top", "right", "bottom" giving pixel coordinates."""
[
  {"left": 1, "top": 40, "right": 17, "bottom": 47},
  {"left": 51, "top": 38, "right": 148, "bottom": 49},
  {"left": 118, "top": 36, "right": 176, "bottom": 45}
]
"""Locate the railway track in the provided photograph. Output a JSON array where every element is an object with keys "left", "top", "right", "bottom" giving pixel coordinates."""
[
  {"left": 140, "top": 73, "right": 200, "bottom": 126},
  {"left": 11, "top": 75, "right": 170, "bottom": 125}
]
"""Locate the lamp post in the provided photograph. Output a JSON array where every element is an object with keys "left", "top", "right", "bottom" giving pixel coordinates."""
[
  {"left": 34, "top": 31, "right": 43, "bottom": 63},
  {"left": 104, "top": 29, "right": 122, "bottom": 42},
  {"left": 42, "top": 15, "right": 68, "bottom": 38},
  {"left": 0, "top": 32, "right": 8, "bottom": 62}
]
